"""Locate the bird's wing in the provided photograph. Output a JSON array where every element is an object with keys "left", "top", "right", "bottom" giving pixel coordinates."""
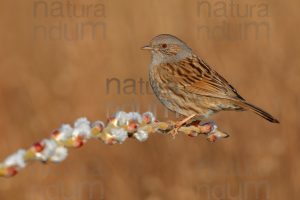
[{"left": 169, "top": 55, "right": 245, "bottom": 101}]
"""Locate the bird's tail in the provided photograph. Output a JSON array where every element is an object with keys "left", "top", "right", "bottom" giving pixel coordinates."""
[{"left": 237, "top": 101, "right": 279, "bottom": 123}]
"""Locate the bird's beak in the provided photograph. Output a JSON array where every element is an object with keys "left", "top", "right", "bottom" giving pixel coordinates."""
[{"left": 141, "top": 45, "right": 152, "bottom": 50}]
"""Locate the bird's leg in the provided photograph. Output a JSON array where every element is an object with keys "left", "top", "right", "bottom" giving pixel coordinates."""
[{"left": 169, "top": 114, "right": 197, "bottom": 138}]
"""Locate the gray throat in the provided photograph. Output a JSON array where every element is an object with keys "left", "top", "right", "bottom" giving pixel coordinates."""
[{"left": 150, "top": 49, "right": 193, "bottom": 66}]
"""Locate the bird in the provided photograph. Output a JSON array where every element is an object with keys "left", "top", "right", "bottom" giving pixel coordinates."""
[{"left": 142, "top": 34, "right": 279, "bottom": 135}]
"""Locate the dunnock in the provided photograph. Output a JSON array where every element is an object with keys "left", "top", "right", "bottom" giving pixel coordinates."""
[{"left": 142, "top": 34, "right": 279, "bottom": 135}]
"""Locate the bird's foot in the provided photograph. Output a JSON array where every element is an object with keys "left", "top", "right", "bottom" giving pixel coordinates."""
[
  {"left": 169, "top": 114, "right": 197, "bottom": 138},
  {"left": 169, "top": 128, "right": 179, "bottom": 139},
  {"left": 169, "top": 122, "right": 181, "bottom": 138}
]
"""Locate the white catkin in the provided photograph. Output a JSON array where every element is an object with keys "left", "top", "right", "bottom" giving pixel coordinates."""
[
  {"left": 50, "top": 146, "right": 68, "bottom": 163},
  {"left": 114, "top": 111, "right": 130, "bottom": 126},
  {"left": 4, "top": 149, "right": 26, "bottom": 168},
  {"left": 35, "top": 139, "right": 57, "bottom": 161},
  {"left": 134, "top": 130, "right": 149, "bottom": 142},
  {"left": 142, "top": 112, "right": 156, "bottom": 123},
  {"left": 91, "top": 120, "right": 105, "bottom": 129},
  {"left": 73, "top": 118, "right": 91, "bottom": 139},
  {"left": 110, "top": 128, "right": 128, "bottom": 143},
  {"left": 127, "top": 112, "right": 143, "bottom": 123},
  {"left": 57, "top": 124, "right": 73, "bottom": 141}
]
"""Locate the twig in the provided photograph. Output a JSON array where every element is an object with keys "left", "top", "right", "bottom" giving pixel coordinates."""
[{"left": 0, "top": 111, "right": 229, "bottom": 178}]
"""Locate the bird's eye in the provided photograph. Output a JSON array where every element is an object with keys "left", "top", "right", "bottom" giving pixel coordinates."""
[{"left": 161, "top": 43, "right": 167, "bottom": 48}]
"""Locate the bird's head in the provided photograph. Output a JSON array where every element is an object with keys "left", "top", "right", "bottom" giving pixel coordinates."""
[{"left": 142, "top": 34, "right": 192, "bottom": 65}]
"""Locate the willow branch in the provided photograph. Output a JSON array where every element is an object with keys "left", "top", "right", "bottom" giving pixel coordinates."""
[{"left": 0, "top": 111, "right": 229, "bottom": 178}]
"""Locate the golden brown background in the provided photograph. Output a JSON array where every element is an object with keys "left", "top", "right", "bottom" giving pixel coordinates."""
[{"left": 0, "top": 0, "right": 298, "bottom": 199}]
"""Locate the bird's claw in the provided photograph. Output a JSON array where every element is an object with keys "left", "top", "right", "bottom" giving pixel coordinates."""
[
  {"left": 169, "top": 121, "right": 185, "bottom": 138},
  {"left": 168, "top": 114, "right": 198, "bottom": 139},
  {"left": 169, "top": 125, "right": 180, "bottom": 139}
]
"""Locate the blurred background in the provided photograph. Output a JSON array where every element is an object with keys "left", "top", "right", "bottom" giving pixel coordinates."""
[{"left": 0, "top": 0, "right": 298, "bottom": 199}]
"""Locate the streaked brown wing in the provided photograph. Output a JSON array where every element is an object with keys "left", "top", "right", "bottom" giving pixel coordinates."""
[{"left": 167, "top": 55, "right": 245, "bottom": 101}]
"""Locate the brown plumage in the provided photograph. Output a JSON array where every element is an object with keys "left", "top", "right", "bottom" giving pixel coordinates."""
[{"left": 142, "top": 34, "right": 279, "bottom": 125}]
